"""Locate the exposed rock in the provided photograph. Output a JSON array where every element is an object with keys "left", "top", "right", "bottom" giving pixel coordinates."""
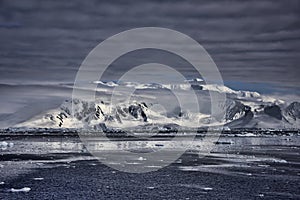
[
  {"left": 285, "top": 102, "right": 300, "bottom": 120},
  {"left": 225, "top": 101, "right": 249, "bottom": 121},
  {"left": 128, "top": 104, "right": 147, "bottom": 122},
  {"left": 264, "top": 105, "right": 282, "bottom": 120}
]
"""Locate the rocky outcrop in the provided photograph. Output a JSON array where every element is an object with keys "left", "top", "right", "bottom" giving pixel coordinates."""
[
  {"left": 264, "top": 105, "right": 282, "bottom": 120},
  {"left": 225, "top": 101, "right": 253, "bottom": 128},
  {"left": 128, "top": 104, "right": 147, "bottom": 122},
  {"left": 225, "top": 101, "right": 250, "bottom": 121},
  {"left": 285, "top": 102, "right": 300, "bottom": 120}
]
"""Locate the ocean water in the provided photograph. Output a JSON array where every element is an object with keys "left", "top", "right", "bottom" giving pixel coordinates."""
[{"left": 0, "top": 134, "right": 299, "bottom": 199}]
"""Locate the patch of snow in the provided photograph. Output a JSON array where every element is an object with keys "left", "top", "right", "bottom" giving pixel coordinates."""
[
  {"left": 33, "top": 177, "right": 44, "bottom": 181},
  {"left": 10, "top": 187, "right": 31, "bottom": 192},
  {"left": 179, "top": 184, "right": 213, "bottom": 191},
  {"left": 261, "top": 96, "right": 284, "bottom": 104},
  {"left": 202, "top": 187, "right": 213, "bottom": 191},
  {"left": 202, "top": 84, "right": 237, "bottom": 94}
]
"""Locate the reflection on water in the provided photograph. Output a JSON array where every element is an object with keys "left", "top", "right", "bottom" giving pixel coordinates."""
[
  {"left": 0, "top": 135, "right": 300, "bottom": 178},
  {"left": 1, "top": 135, "right": 299, "bottom": 155}
]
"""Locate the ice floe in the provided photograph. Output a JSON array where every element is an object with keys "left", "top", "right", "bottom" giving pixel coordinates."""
[
  {"left": 33, "top": 177, "right": 44, "bottom": 181},
  {"left": 10, "top": 187, "right": 31, "bottom": 192},
  {"left": 0, "top": 141, "right": 14, "bottom": 150}
]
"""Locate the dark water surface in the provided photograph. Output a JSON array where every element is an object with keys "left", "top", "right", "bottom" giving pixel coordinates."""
[{"left": 0, "top": 135, "right": 299, "bottom": 199}]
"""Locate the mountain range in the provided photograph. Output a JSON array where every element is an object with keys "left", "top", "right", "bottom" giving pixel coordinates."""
[{"left": 16, "top": 79, "right": 300, "bottom": 131}]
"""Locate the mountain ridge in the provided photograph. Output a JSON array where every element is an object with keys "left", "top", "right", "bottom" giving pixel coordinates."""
[{"left": 15, "top": 81, "right": 300, "bottom": 130}]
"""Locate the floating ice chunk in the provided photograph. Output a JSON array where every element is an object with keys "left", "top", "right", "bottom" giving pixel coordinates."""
[
  {"left": 270, "top": 158, "right": 287, "bottom": 163},
  {"left": 138, "top": 157, "right": 146, "bottom": 161},
  {"left": 89, "top": 163, "right": 97, "bottom": 166},
  {"left": 223, "top": 126, "right": 231, "bottom": 131},
  {"left": 124, "top": 161, "right": 141, "bottom": 165},
  {"left": 235, "top": 133, "right": 256, "bottom": 137},
  {"left": 179, "top": 184, "right": 213, "bottom": 191},
  {"left": 252, "top": 158, "right": 287, "bottom": 163},
  {"left": 202, "top": 187, "right": 213, "bottom": 191},
  {"left": 0, "top": 181, "right": 4, "bottom": 185},
  {"left": 33, "top": 177, "right": 44, "bottom": 181},
  {"left": 10, "top": 187, "right": 31, "bottom": 192},
  {"left": 258, "top": 164, "right": 270, "bottom": 167},
  {"left": 0, "top": 141, "right": 14, "bottom": 150},
  {"left": 244, "top": 133, "right": 255, "bottom": 137},
  {"left": 0, "top": 141, "right": 8, "bottom": 146},
  {"left": 1, "top": 141, "right": 8, "bottom": 150}
]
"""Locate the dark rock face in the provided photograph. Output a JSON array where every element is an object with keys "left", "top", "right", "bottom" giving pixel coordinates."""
[
  {"left": 128, "top": 105, "right": 139, "bottom": 118},
  {"left": 128, "top": 104, "right": 147, "bottom": 122},
  {"left": 285, "top": 102, "right": 300, "bottom": 120},
  {"left": 167, "top": 106, "right": 183, "bottom": 118},
  {"left": 226, "top": 101, "right": 249, "bottom": 121},
  {"left": 96, "top": 123, "right": 108, "bottom": 132},
  {"left": 94, "top": 123, "right": 127, "bottom": 137},
  {"left": 56, "top": 112, "right": 68, "bottom": 127},
  {"left": 226, "top": 106, "right": 254, "bottom": 128},
  {"left": 224, "top": 100, "right": 254, "bottom": 128},
  {"left": 191, "top": 85, "right": 203, "bottom": 90},
  {"left": 158, "top": 124, "right": 179, "bottom": 133},
  {"left": 95, "top": 106, "right": 104, "bottom": 118},
  {"left": 264, "top": 105, "right": 282, "bottom": 120}
]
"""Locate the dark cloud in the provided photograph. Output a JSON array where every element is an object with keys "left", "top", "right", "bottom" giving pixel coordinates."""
[{"left": 0, "top": 0, "right": 299, "bottom": 91}]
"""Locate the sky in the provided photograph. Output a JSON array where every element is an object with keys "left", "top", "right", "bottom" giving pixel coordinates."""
[{"left": 0, "top": 0, "right": 299, "bottom": 127}]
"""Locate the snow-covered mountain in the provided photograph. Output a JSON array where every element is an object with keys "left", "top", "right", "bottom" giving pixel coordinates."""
[{"left": 16, "top": 80, "right": 300, "bottom": 130}]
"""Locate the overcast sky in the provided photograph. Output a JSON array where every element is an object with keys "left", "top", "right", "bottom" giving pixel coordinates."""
[
  {"left": 0, "top": 0, "right": 299, "bottom": 125},
  {"left": 1, "top": 0, "right": 299, "bottom": 86}
]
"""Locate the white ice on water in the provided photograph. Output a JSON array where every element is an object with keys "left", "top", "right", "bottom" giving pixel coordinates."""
[
  {"left": 33, "top": 177, "right": 44, "bottom": 180},
  {"left": 0, "top": 141, "right": 14, "bottom": 150},
  {"left": 10, "top": 187, "right": 31, "bottom": 192}
]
